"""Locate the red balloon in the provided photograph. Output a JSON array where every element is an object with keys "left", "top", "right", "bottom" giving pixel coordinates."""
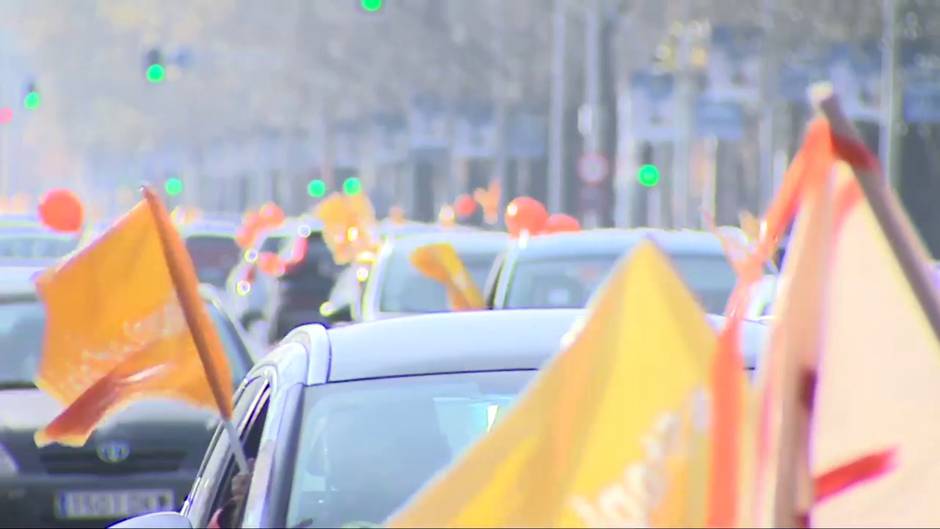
[
  {"left": 543, "top": 213, "right": 581, "bottom": 234},
  {"left": 38, "top": 189, "right": 84, "bottom": 233},
  {"left": 258, "top": 202, "right": 285, "bottom": 227},
  {"left": 505, "top": 197, "right": 548, "bottom": 237},
  {"left": 257, "top": 252, "right": 285, "bottom": 277},
  {"left": 454, "top": 194, "right": 478, "bottom": 219}
]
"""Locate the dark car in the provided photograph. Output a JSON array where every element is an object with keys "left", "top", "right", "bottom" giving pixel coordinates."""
[
  {"left": 112, "top": 309, "right": 767, "bottom": 529},
  {"left": 0, "top": 270, "right": 255, "bottom": 528},
  {"left": 180, "top": 222, "right": 242, "bottom": 290},
  {"left": 485, "top": 228, "right": 774, "bottom": 314},
  {"left": 266, "top": 225, "right": 342, "bottom": 343}
]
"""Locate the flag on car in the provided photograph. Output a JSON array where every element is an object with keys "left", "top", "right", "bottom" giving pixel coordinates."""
[
  {"left": 33, "top": 188, "right": 233, "bottom": 447},
  {"left": 409, "top": 243, "right": 485, "bottom": 311},
  {"left": 387, "top": 241, "right": 717, "bottom": 527},
  {"left": 730, "top": 87, "right": 940, "bottom": 526}
]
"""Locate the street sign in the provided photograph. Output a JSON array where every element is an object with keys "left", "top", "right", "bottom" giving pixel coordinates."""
[
  {"left": 408, "top": 94, "right": 449, "bottom": 151},
  {"left": 453, "top": 102, "right": 498, "bottom": 159},
  {"left": 508, "top": 109, "right": 547, "bottom": 159},
  {"left": 578, "top": 152, "right": 609, "bottom": 186},
  {"left": 828, "top": 41, "right": 882, "bottom": 122},
  {"left": 629, "top": 71, "right": 676, "bottom": 142},
  {"left": 902, "top": 38, "right": 940, "bottom": 124},
  {"left": 696, "top": 97, "right": 745, "bottom": 140},
  {"left": 705, "top": 25, "right": 762, "bottom": 106}
]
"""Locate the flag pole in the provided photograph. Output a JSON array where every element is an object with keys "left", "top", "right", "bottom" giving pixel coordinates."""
[
  {"left": 142, "top": 187, "right": 249, "bottom": 474},
  {"left": 812, "top": 87, "right": 940, "bottom": 345}
]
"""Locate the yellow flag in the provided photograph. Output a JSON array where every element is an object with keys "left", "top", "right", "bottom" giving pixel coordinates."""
[
  {"left": 388, "top": 242, "right": 716, "bottom": 528},
  {"left": 33, "top": 192, "right": 233, "bottom": 447},
  {"left": 409, "top": 243, "right": 485, "bottom": 311}
]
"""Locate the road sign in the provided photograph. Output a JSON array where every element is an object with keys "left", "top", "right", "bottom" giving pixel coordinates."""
[{"left": 578, "top": 152, "right": 609, "bottom": 186}]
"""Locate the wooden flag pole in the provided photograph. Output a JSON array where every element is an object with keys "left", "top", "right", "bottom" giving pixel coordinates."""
[
  {"left": 142, "top": 187, "right": 249, "bottom": 473},
  {"left": 812, "top": 85, "right": 940, "bottom": 345}
]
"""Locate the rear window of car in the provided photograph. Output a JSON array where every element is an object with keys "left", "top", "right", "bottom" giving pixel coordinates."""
[
  {"left": 378, "top": 249, "right": 497, "bottom": 313},
  {"left": 185, "top": 235, "right": 242, "bottom": 286},
  {"left": 0, "top": 235, "right": 78, "bottom": 260}
]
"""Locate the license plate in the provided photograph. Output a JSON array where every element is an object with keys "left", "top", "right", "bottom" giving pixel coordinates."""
[{"left": 56, "top": 489, "right": 175, "bottom": 519}]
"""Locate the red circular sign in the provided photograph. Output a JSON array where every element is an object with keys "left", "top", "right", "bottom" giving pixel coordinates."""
[{"left": 578, "top": 152, "right": 609, "bottom": 185}]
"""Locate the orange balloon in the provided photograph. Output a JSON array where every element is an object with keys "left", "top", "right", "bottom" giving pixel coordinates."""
[
  {"left": 505, "top": 196, "right": 548, "bottom": 237},
  {"left": 454, "top": 194, "right": 478, "bottom": 219},
  {"left": 38, "top": 189, "right": 84, "bottom": 233},
  {"left": 543, "top": 213, "right": 581, "bottom": 234},
  {"left": 258, "top": 202, "right": 285, "bottom": 227}
]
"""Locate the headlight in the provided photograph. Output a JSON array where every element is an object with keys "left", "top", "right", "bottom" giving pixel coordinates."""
[{"left": 0, "top": 443, "right": 18, "bottom": 477}]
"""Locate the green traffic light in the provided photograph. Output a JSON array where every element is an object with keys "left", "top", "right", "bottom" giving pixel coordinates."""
[
  {"left": 23, "top": 91, "right": 40, "bottom": 111},
  {"left": 146, "top": 63, "right": 166, "bottom": 84},
  {"left": 307, "top": 179, "right": 327, "bottom": 198},
  {"left": 637, "top": 164, "right": 661, "bottom": 187},
  {"left": 361, "top": 0, "right": 383, "bottom": 11},
  {"left": 164, "top": 177, "right": 183, "bottom": 196},
  {"left": 343, "top": 177, "right": 362, "bottom": 196}
]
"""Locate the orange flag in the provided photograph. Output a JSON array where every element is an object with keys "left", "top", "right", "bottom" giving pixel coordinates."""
[
  {"left": 409, "top": 243, "right": 485, "bottom": 311},
  {"left": 33, "top": 188, "right": 233, "bottom": 447}
]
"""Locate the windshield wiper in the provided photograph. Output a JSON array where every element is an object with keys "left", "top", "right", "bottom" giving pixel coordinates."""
[{"left": 0, "top": 381, "right": 37, "bottom": 390}]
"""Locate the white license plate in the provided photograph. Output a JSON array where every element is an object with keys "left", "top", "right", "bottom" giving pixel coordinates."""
[{"left": 56, "top": 489, "right": 175, "bottom": 519}]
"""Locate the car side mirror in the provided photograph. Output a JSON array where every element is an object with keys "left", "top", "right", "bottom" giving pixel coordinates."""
[{"left": 109, "top": 512, "right": 192, "bottom": 529}]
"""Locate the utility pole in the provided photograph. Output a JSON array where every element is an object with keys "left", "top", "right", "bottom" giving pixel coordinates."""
[
  {"left": 548, "top": 0, "right": 567, "bottom": 214},
  {"left": 880, "top": 0, "right": 900, "bottom": 186},
  {"left": 672, "top": 0, "right": 694, "bottom": 228},
  {"left": 581, "top": 0, "right": 604, "bottom": 228}
]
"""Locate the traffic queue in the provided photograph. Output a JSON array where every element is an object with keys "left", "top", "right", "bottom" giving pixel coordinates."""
[{"left": 2, "top": 90, "right": 940, "bottom": 528}]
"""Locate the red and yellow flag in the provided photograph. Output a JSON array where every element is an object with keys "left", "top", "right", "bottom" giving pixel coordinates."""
[
  {"left": 409, "top": 243, "right": 485, "bottom": 311},
  {"left": 388, "top": 242, "right": 716, "bottom": 527},
  {"left": 33, "top": 189, "right": 233, "bottom": 447}
]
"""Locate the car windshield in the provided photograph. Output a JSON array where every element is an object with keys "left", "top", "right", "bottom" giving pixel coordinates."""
[
  {"left": 185, "top": 235, "right": 242, "bottom": 288},
  {"left": 0, "top": 234, "right": 79, "bottom": 260},
  {"left": 379, "top": 249, "right": 498, "bottom": 313},
  {"left": 0, "top": 297, "right": 249, "bottom": 387},
  {"left": 286, "top": 370, "right": 531, "bottom": 528},
  {"left": 507, "top": 251, "right": 738, "bottom": 313}
]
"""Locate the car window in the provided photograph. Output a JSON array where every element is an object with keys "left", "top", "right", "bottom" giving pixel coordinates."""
[
  {"left": 259, "top": 235, "right": 288, "bottom": 254},
  {"left": 286, "top": 370, "right": 532, "bottom": 528},
  {"left": 0, "top": 298, "right": 252, "bottom": 386},
  {"left": 184, "top": 377, "right": 269, "bottom": 527},
  {"left": 185, "top": 235, "right": 242, "bottom": 287},
  {"left": 506, "top": 254, "right": 622, "bottom": 309},
  {"left": 378, "top": 250, "right": 498, "bottom": 313},
  {"left": 0, "top": 235, "right": 78, "bottom": 259}
]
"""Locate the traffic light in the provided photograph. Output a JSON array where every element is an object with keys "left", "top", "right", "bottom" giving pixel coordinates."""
[
  {"left": 23, "top": 82, "right": 40, "bottom": 111},
  {"left": 144, "top": 49, "right": 166, "bottom": 84},
  {"left": 164, "top": 177, "right": 183, "bottom": 197},
  {"left": 360, "top": 0, "right": 383, "bottom": 12},
  {"left": 342, "top": 177, "right": 362, "bottom": 196},
  {"left": 637, "top": 164, "right": 661, "bottom": 188},
  {"left": 307, "top": 179, "right": 327, "bottom": 198}
]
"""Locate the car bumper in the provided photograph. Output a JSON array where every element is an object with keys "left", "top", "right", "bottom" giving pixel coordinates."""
[{"left": 0, "top": 471, "right": 194, "bottom": 528}]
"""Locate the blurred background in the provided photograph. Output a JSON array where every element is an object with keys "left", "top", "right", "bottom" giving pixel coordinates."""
[{"left": 0, "top": 0, "right": 938, "bottom": 250}]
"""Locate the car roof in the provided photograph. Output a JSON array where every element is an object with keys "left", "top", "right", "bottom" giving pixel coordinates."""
[
  {"left": 384, "top": 230, "right": 510, "bottom": 254},
  {"left": 511, "top": 228, "right": 725, "bottom": 261},
  {"left": 324, "top": 309, "right": 581, "bottom": 382},
  {"left": 319, "top": 308, "right": 767, "bottom": 383}
]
